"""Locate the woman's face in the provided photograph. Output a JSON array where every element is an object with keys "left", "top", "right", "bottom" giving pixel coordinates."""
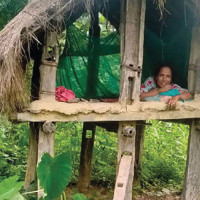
[{"left": 156, "top": 66, "right": 172, "bottom": 88}]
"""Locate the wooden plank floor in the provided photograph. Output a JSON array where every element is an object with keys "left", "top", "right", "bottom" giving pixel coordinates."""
[{"left": 15, "top": 99, "right": 200, "bottom": 122}]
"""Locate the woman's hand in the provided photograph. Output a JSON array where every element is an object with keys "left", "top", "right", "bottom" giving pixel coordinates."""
[
  {"left": 160, "top": 96, "right": 172, "bottom": 103},
  {"left": 167, "top": 95, "right": 180, "bottom": 109},
  {"left": 167, "top": 91, "right": 192, "bottom": 109}
]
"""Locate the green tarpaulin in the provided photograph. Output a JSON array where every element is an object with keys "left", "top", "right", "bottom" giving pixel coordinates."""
[{"left": 56, "top": 0, "right": 193, "bottom": 98}]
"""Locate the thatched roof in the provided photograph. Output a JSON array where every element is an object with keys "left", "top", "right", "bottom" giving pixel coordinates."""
[
  {"left": 0, "top": 0, "right": 114, "bottom": 114},
  {"left": 0, "top": 0, "right": 199, "bottom": 114}
]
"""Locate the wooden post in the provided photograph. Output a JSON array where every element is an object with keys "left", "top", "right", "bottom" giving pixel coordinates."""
[
  {"left": 37, "top": 30, "right": 57, "bottom": 163},
  {"left": 194, "top": 59, "right": 200, "bottom": 99},
  {"left": 119, "top": 0, "right": 146, "bottom": 104},
  {"left": 24, "top": 39, "right": 43, "bottom": 190},
  {"left": 181, "top": 120, "right": 200, "bottom": 200},
  {"left": 187, "top": 26, "right": 200, "bottom": 99},
  {"left": 40, "top": 31, "right": 59, "bottom": 100},
  {"left": 37, "top": 121, "right": 55, "bottom": 198},
  {"left": 133, "top": 122, "right": 145, "bottom": 186},
  {"left": 24, "top": 123, "right": 39, "bottom": 190},
  {"left": 37, "top": 121, "right": 55, "bottom": 163},
  {"left": 120, "top": 0, "right": 126, "bottom": 61},
  {"left": 116, "top": 0, "right": 146, "bottom": 197},
  {"left": 78, "top": 122, "right": 96, "bottom": 193},
  {"left": 37, "top": 31, "right": 57, "bottom": 196},
  {"left": 113, "top": 122, "right": 136, "bottom": 200},
  {"left": 25, "top": 30, "right": 58, "bottom": 196}
]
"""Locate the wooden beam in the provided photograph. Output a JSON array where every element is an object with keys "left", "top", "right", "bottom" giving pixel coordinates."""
[
  {"left": 24, "top": 39, "right": 42, "bottom": 190},
  {"left": 78, "top": 122, "right": 96, "bottom": 193},
  {"left": 16, "top": 101, "right": 200, "bottom": 122},
  {"left": 195, "top": 59, "right": 200, "bottom": 98},
  {"left": 188, "top": 26, "right": 200, "bottom": 97},
  {"left": 95, "top": 122, "right": 119, "bottom": 133},
  {"left": 120, "top": 0, "right": 146, "bottom": 104},
  {"left": 24, "top": 123, "right": 39, "bottom": 190},
  {"left": 133, "top": 122, "right": 145, "bottom": 186},
  {"left": 39, "top": 31, "right": 58, "bottom": 100},
  {"left": 114, "top": 122, "right": 136, "bottom": 200},
  {"left": 37, "top": 122, "right": 55, "bottom": 163},
  {"left": 181, "top": 120, "right": 200, "bottom": 200},
  {"left": 113, "top": 155, "right": 133, "bottom": 200},
  {"left": 37, "top": 121, "right": 55, "bottom": 198},
  {"left": 120, "top": 0, "right": 126, "bottom": 61}
]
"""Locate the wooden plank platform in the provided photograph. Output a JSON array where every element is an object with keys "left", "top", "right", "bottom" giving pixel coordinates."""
[{"left": 15, "top": 99, "right": 200, "bottom": 122}]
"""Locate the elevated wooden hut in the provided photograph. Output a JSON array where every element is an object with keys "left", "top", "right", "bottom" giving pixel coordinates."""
[{"left": 0, "top": 0, "right": 200, "bottom": 199}]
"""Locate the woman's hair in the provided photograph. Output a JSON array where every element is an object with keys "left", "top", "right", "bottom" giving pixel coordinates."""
[{"left": 154, "top": 66, "right": 173, "bottom": 77}]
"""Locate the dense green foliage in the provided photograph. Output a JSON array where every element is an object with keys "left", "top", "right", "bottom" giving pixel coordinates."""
[
  {"left": 55, "top": 122, "right": 117, "bottom": 186},
  {"left": 0, "top": 118, "right": 189, "bottom": 191},
  {"left": 0, "top": 117, "right": 28, "bottom": 182},
  {"left": 0, "top": 0, "right": 28, "bottom": 30},
  {"left": 141, "top": 121, "right": 189, "bottom": 189}
]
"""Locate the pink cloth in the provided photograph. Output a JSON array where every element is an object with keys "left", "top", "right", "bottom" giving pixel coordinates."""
[{"left": 56, "top": 86, "right": 75, "bottom": 102}]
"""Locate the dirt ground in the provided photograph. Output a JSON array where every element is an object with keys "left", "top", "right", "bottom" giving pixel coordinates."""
[
  {"left": 134, "top": 193, "right": 180, "bottom": 200},
  {"left": 66, "top": 185, "right": 180, "bottom": 200}
]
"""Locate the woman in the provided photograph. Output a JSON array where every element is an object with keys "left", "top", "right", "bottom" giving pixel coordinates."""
[{"left": 140, "top": 66, "right": 192, "bottom": 108}]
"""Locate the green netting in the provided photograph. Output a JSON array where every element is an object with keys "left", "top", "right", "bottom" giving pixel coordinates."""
[
  {"left": 56, "top": 25, "right": 120, "bottom": 99},
  {"left": 142, "top": 0, "right": 193, "bottom": 87},
  {"left": 142, "top": 25, "right": 192, "bottom": 88},
  {"left": 57, "top": 2, "right": 193, "bottom": 98}
]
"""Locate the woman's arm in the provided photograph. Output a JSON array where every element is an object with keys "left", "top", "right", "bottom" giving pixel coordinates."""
[
  {"left": 140, "top": 89, "right": 159, "bottom": 100},
  {"left": 140, "top": 85, "right": 172, "bottom": 101},
  {"left": 168, "top": 91, "right": 192, "bottom": 108},
  {"left": 179, "top": 91, "right": 192, "bottom": 100}
]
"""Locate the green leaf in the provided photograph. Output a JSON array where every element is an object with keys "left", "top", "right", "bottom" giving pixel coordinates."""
[
  {"left": 37, "top": 153, "right": 72, "bottom": 200},
  {"left": 72, "top": 193, "right": 88, "bottom": 200},
  {"left": 10, "top": 192, "right": 25, "bottom": 200},
  {"left": 0, "top": 176, "right": 24, "bottom": 200}
]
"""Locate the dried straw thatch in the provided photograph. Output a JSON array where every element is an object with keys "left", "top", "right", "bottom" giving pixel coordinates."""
[
  {"left": 0, "top": 0, "right": 199, "bottom": 114},
  {"left": 0, "top": 0, "right": 107, "bottom": 114}
]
